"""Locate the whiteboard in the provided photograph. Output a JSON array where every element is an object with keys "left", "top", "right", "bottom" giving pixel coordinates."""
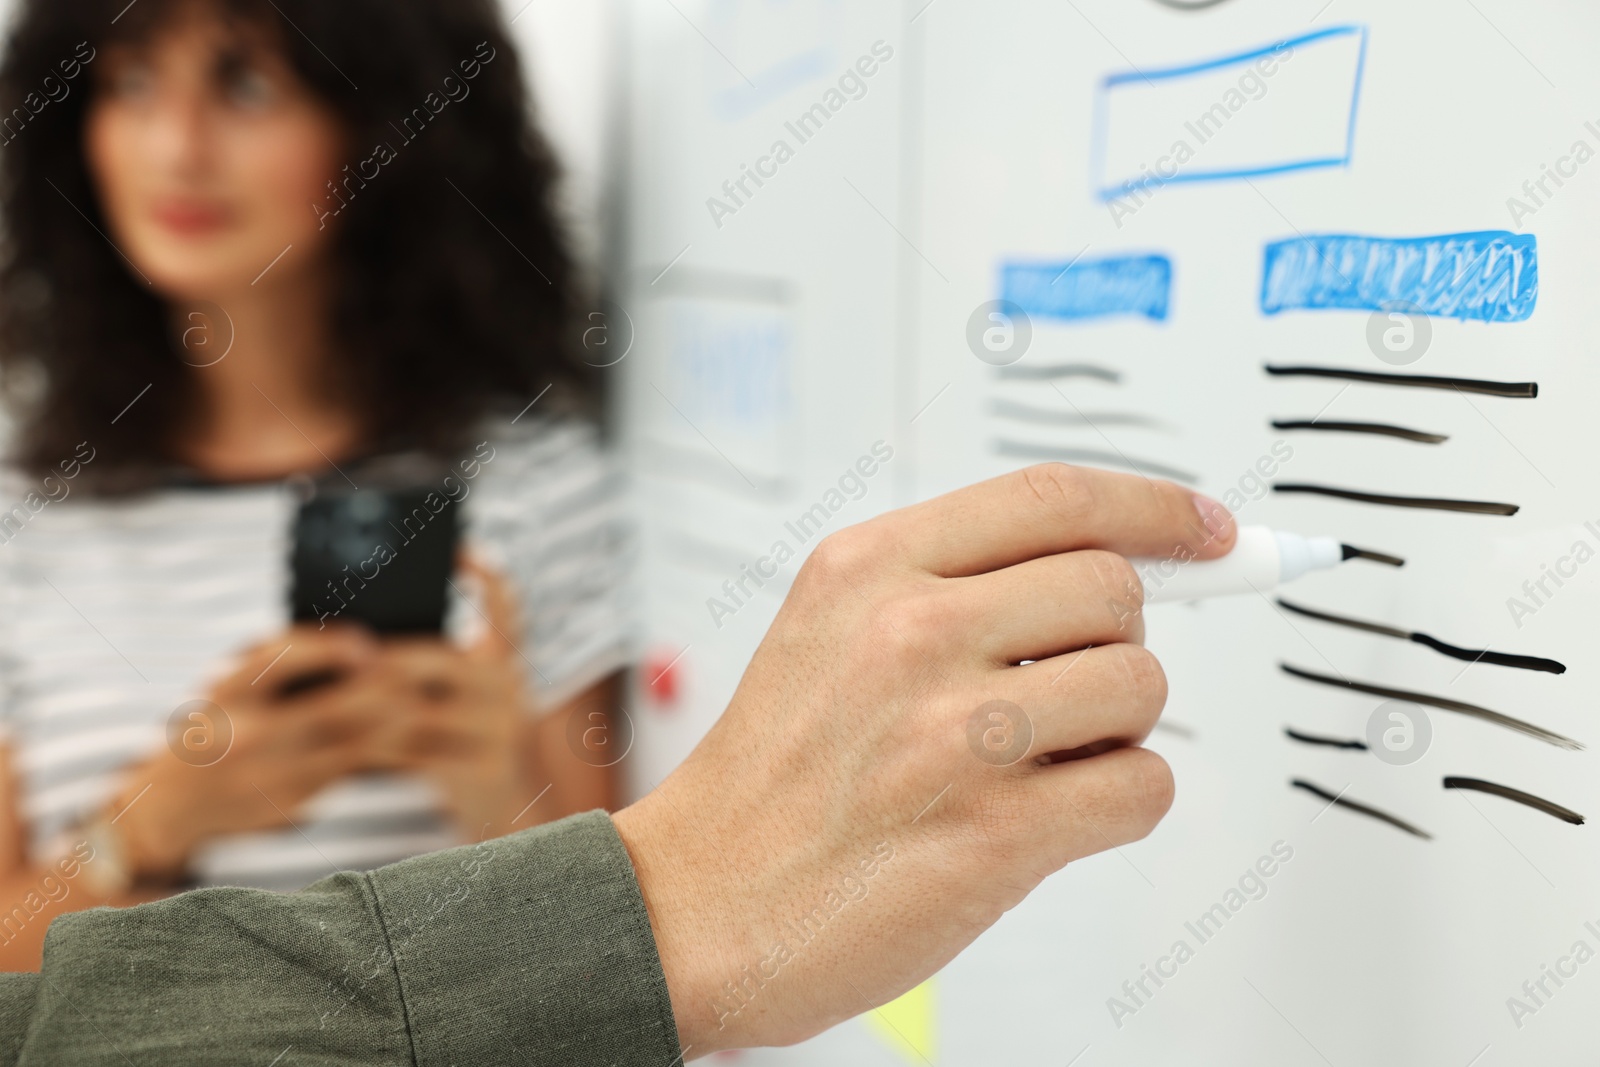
[{"left": 618, "top": 1, "right": 1599, "bottom": 1063}]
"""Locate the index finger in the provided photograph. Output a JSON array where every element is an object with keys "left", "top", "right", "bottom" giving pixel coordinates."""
[
  {"left": 212, "top": 624, "right": 377, "bottom": 704},
  {"left": 877, "top": 464, "right": 1236, "bottom": 578}
]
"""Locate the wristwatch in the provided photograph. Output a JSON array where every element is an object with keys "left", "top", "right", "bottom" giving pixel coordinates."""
[{"left": 75, "top": 814, "right": 134, "bottom": 898}]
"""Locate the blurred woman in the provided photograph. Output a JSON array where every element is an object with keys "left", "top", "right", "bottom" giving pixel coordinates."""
[{"left": 0, "top": 0, "right": 630, "bottom": 969}]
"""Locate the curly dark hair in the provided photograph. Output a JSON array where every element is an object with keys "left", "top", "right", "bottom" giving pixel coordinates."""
[{"left": 0, "top": 0, "right": 591, "bottom": 492}]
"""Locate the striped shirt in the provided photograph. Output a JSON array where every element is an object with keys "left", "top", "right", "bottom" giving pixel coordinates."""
[{"left": 0, "top": 417, "right": 631, "bottom": 891}]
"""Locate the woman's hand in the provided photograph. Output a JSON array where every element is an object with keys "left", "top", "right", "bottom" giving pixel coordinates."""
[
  {"left": 113, "top": 557, "right": 541, "bottom": 882},
  {"left": 612, "top": 465, "right": 1238, "bottom": 1055},
  {"left": 379, "top": 557, "right": 533, "bottom": 842},
  {"left": 112, "top": 625, "right": 400, "bottom": 883}
]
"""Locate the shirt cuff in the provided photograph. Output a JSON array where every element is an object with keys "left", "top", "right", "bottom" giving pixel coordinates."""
[{"left": 368, "top": 809, "right": 682, "bottom": 1066}]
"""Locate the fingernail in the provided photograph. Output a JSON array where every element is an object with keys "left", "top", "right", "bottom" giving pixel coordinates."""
[{"left": 1192, "top": 493, "right": 1234, "bottom": 541}]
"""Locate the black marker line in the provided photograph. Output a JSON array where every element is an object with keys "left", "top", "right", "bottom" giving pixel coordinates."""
[
  {"left": 993, "top": 440, "right": 1198, "bottom": 484},
  {"left": 1277, "top": 599, "right": 1567, "bottom": 675},
  {"left": 1264, "top": 365, "right": 1537, "bottom": 398},
  {"left": 1443, "top": 776, "right": 1585, "bottom": 825},
  {"left": 1291, "top": 779, "right": 1432, "bottom": 839},
  {"left": 1285, "top": 727, "right": 1368, "bottom": 751},
  {"left": 1280, "top": 663, "right": 1582, "bottom": 750},
  {"left": 990, "top": 399, "right": 1166, "bottom": 430},
  {"left": 1341, "top": 543, "right": 1406, "bottom": 567},
  {"left": 1274, "top": 483, "right": 1519, "bottom": 516},
  {"left": 997, "top": 363, "right": 1121, "bottom": 383},
  {"left": 1271, "top": 419, "right": 1448, "bottom": 444}
]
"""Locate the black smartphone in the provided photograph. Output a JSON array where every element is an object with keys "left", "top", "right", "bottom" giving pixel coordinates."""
[{"left": 282, "top": 468, "right": 461, "bottom": 696}]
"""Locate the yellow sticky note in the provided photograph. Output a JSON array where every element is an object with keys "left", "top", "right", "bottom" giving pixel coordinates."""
[{"left": 863, "top": 978, "right": 936, "bottom": 1064}]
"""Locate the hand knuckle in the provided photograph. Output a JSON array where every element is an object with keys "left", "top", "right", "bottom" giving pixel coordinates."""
[
  {"left": 1082, "top": 549, "right": 1143, "bottom": 608},
  {"left": 1123, "top": 748, "right": 1176, "bottom": 830},
  {"left": 957, "top": 777, "right": 1034, "bottom": 855},
  {"left": 1020, "top": 462, "right": 1098, "bottom": 520},
  {"left": 881, "top": 587, "right": 948, "bottom": 646},
  {"left": 845, "top": 590, "right": 941, "bottom": 673},
  {"left": 802, "top": 526, "right": 877, "bottom": 582},
  {"left": 1114, "top": 643, "right": 1168, "bottom": 711}
]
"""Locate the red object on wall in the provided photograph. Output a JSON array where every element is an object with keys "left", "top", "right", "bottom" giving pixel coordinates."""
[{"left": 643, "top": 646, "right": 684, "bottom": 707}]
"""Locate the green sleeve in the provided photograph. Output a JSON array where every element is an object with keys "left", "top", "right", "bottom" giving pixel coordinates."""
[
  {"left": 0, "top": 810, "right": 682, "bottom": 1066},
  {"left": 0, "top": 974, "right": 36, "bottom": 1064}
]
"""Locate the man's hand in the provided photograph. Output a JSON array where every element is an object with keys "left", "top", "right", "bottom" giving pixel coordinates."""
[{"left": 612, "top": 464, "right": 1236, "bottom": 1055}]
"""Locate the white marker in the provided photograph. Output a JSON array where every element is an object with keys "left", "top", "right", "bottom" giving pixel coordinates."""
[{"left": 1137, "top": 526, "right": 1399, "bottom": 605}]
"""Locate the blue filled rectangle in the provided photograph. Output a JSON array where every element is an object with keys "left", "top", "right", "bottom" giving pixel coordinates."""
[
  {"left": 1260, "top": 231, "right": 1538, "bottom": 322},
  {"left": 1001, "top": 255, "right": 1171, "bottom": 323}
]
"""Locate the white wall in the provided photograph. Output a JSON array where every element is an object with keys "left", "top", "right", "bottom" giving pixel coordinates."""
[
  {"left": 617, "top": 1, "right": 1600, "bottom": 1064},
  {"left": 498, "top": 0, "right": 620, "bottom": 275}
]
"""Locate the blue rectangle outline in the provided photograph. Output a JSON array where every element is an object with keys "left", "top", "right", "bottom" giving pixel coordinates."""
[
  {"left": 1257, "top": 229, "right": 1539, "bottom": 321},
  {"left": 1089, "top": 24, "right": 1368, "bottom": 202}
]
